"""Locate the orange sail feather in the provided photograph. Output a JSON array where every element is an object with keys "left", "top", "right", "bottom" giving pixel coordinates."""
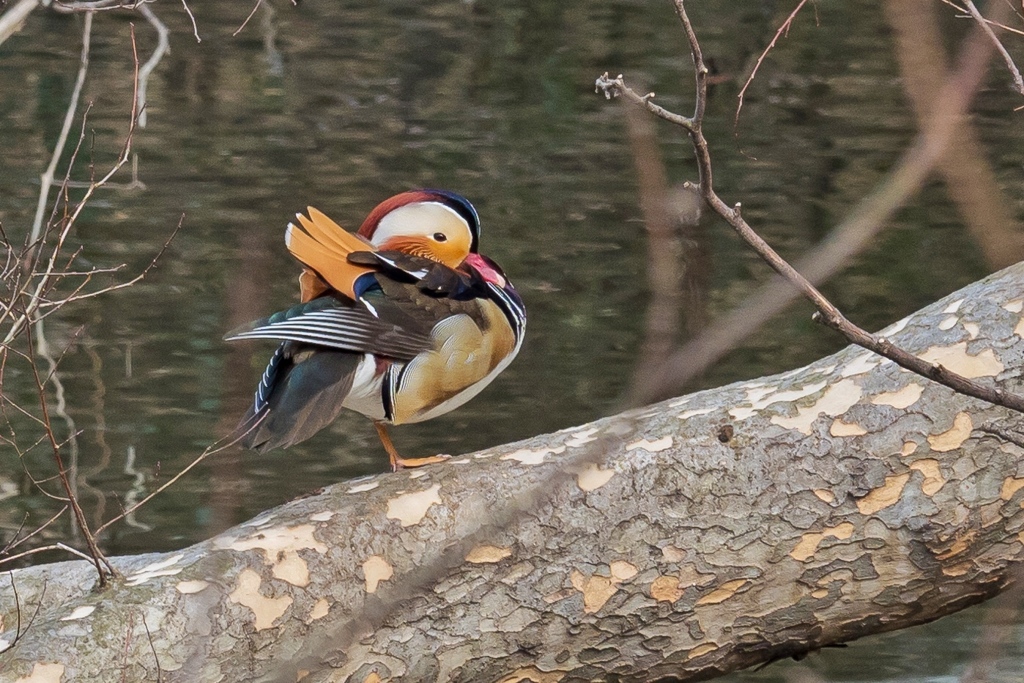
[{"left": 285, "top": 207, "right": 375, "bottom": 302}]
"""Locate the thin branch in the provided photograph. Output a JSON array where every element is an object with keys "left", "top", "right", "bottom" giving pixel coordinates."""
[
  {"left": 0, "top": 0, "right": 40, "bottom": 47},
  {"left": 233, "top": 0, "right": 261, "bottom": 37},
  {"left": 595, "top": 74, "right": 694, "bottom": 130},
  {"left": 23, "top": 323, "right": 115, "bottom": 583},
  {"left": 95, "top": 427, "right": 252, "bottom": 535},
  {"left": 28, "top": 10, "right": 93, "bottom": 253},
  {"left": 3, "top": 21, "right": 142, "bottom": 346},
  {"left": 599, "top": 0, "right": 1024, "bottom": 416},
  {"left": 142, "top": 613, "right": 163, "bottom": 682},
  {"left": 136, "top": 3, "right": 169, "bottom": 128},
  {"left": 180, "top": 0, "right": 200, "bottom": 42},
  {"left": 735, "top": 0, "right": 812, "bottom": 129},
  {"left": 0, "top": 506, "right": 69, "bottom": 557},
  {"left": 962, "top": 0, "right": 1024, "bottom": 94},
  {"left": 939, "top": 0, "right": 1024, "bottom": 37}
]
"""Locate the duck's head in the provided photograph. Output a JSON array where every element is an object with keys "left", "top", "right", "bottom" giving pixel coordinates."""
[{"left": 358, "top": 189, "right": 480, "bottom": 269}]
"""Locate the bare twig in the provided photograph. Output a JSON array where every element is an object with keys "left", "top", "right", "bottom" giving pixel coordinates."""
[
  {"left": 180, "top": 0, "right": 200, "bottom": 42},
  {"left": 119, "top": 611, "right": 135, "bottom": 683},
  {"left": 0, "top": 0, "right": 39, "bottom": 47},
  {"left": 23, "top": 324, "right": 115, "bottom": 582},
  {"left": 136, "top": 3, "right": 169, "bottom": 128},
  {"left": 962, "top": 0, "right": 1024, "bottom": 94},
  {"left": 142, "top": 613, "right": 163, "bottom": 682},
  {"left": 598, "top": 0, "right": 1024, "bottom": 415},
  {"left": 233, "top": 0, "right": 261, "bottom": 37},
  {"left": 95, "top": 427, "right": 253, "bottom": 535},
  {"left": 0, "top": 506, "right": 69, "bottom": 557},
  {"left": 886, "top": 0, "right": 1023, "bottom": 269},
  {"left": 28, "top": 10, "right": 93, "bottom": 255},
  {"left": 735, "top": 0, "right": 812, "bottom": 129},
  {"left": 4, "top": 21, "right": 142, "bottom": 347}
]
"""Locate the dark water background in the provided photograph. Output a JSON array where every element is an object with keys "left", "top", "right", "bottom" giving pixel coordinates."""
[{"left": 2, "top": 1, "right": 1024, "bottom": 680}]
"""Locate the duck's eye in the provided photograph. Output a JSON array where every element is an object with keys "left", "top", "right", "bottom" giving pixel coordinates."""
[{"left": 433, "top": 232, "right": 448, "bottom": 242}]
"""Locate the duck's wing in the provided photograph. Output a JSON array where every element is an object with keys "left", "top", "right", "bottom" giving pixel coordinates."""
[{"left": 224, "top": 296, "right": 433, "bottom": 361}]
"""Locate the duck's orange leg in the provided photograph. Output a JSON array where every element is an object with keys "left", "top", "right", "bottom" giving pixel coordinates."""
[{"left": 374, "top": 422, "right": 449, "bottom": 471}]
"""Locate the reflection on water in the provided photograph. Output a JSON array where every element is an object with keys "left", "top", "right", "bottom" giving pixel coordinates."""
[{"left": 1, "top": 0, "right": 1023, "bottom": 679}]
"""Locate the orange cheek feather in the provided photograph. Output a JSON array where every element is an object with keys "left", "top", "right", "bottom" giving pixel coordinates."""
[{"left": 379, "top": 237, "right": 466, "bottom": 269}]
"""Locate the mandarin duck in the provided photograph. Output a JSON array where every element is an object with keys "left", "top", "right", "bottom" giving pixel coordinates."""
[{"left": 227, "top": 190, "right": 525, "bottom": 470}]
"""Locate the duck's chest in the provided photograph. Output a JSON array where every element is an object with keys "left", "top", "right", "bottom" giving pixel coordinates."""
[{"left": 343, "top": 299, "right": 519, "bottom": 425}]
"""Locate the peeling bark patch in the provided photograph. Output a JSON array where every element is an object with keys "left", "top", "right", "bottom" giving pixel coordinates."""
[
  {"left": 348, "top": 481, "right": 379, "bottom": 494},
  {"left": 571, "top": 571, "right": 617, "bottom": 613},
  {"left": 790, "top": 522, "right": 855, "bottom": 562},
  {"left": 362, "top": 555, "right": 393, "bottom": 593},
  {"left": 1001, "top": 477, "right": 1024, "bottom": 501},
  {"left": 678, "top": 407, "right": 715, "bottom": 419},
  {"left": 729, "top": 381, "right": 827, "bottom": 420},
  {"left": 937, "top": 531, "right": 977, "bottom": 560},
  {"left": 901, "top": 441, "right": 918, "bottom": 456},
  {"left": 542, "top": 588, "right": 575, "bottom": 604},
  {"left": 651, "top": 575, "right": 684, "bottom": 603},
  {"left": 910, "top": 459, "right": 946, "bottom": 496},
  {"left": 830, "top": 419, "right": 867, "bottom": 436},
  {"left": 571, "top": 564, "right": 635, "bottom": 613},
  {"left": 496, "top": 667, "right": 564, "bottom": 683},
  {"left": 857, "top": 473, "right": 911, "bottom": 515},
  {"left": 944, "top": 299, "right": 965, "bottom": 314},
  {"left": 307, "top": 598, "right": 329, "bottom": 622},
  {"left": 386, "top": 484, "right": 442, "bottom": 527},
  {"left": 309, "top": 511, "right": 334, "bottom": 522},
  {"left": 871, "top": 383, "right": 924, "bottom": 409},
  {"left": 1017, "top": 316, "right": 1024, "bottom": 338},
  {"left": 226, "top": 525, "right": 327, "bottom": 585},
  {"left": 840, "top": 352, "right": 881, "bottom": 378},
  {"left": 126, "top": 553, "right": 185, "bottom": 585},
  {"left": 176, "top": 580, "right": 210, "bottom": 594},
  {"left": 881, "top": 315, "right": 910, "bottom": 335},
  {"left": 576, "top": 463, "right": 615, "bottom": 491},
  {"left": 273, "top": 552, "right": 310, "bottom": 587},
  {"left": 565, "top": 427, "right": 600, "bottom": 448},
  {"left": 59, "top": 605, "right": 95, "bottom": 621},
  {"left": 13, "top": 663, "right": 64, "bottom": 683},
  {"left": 943, "top": 563, "right": 971, "bottom": 577},
  {"left": 1003, "top": 299, "right": 1024, "bottom": 313},
  {"left": 918, "top": 342, "right": 1003, "bottom": 378},
  {"left": 229, "top": 568, "right": 292, "bottom": 631},
  {"left": 811, "top": 588, "right": 829, "bottom": 599},
  {"left": 611, "top": 560, "right": 638, "bottom": 581},
  {"left": 928, "top": 412, "right": 973, "bottom": 452},
  {"left": 626, "top": 436, "right": 674, "bottom": 452},
  {"left": 939, "top": 315, "right": 958, "bottom": 331},
  {"left": 696, "top": 579, "right": 749, "bottom": 605},
  {"left": 770, "top": 379, "right": 862, "bottom": 435},
  {"left": 964, "top": 322, "right": 980, "bottom": 339},
  {"left": 465, "top": 545, "right": 512, "bottom": 563},
  {"left": 687, "top": 643, "right": 719, "bottom": 660},
  {"left": 227, "top": 525, "right": 328, "bottom": 558},
  {"left": 813, "top": 489, "right": 835, "bottom": 504},
  {"left": 501, "top": 446, "right": 565, "bottom": 465},
  {"left": 661, "top": 545, "right": 685, "bottom": 563}
]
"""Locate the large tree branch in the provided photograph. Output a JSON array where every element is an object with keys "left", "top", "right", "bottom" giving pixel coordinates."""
[{"left": 4, "top": 264, "right": 1024, "bottom": 681}]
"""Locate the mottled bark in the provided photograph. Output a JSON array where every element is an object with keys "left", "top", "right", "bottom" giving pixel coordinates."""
[{"left": 5, "top": 264, "right": 1024, "bottom": 683}]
